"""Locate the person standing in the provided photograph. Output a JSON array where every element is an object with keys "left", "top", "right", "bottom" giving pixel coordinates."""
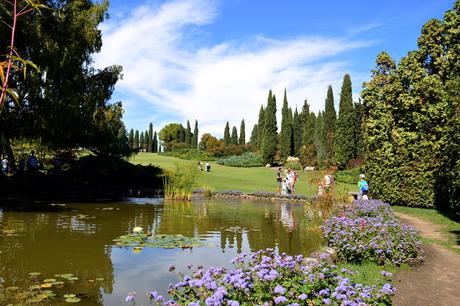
[
  {"left": 358, "top": 174, "right": 369, "bottom": 200},
  {"left": 276, "top": 168, "right": 282, "bottom": 193},
  {"left": 27, "top": 150, "right": 39, "bottom": 171},
  {"left": 1, "top": 156, "right": 9, "bottom": 174}
]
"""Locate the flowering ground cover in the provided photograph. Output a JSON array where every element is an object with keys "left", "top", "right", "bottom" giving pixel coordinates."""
[
  {"left": 140, "top": 249, "right": 395, "bottom": 305},
  {"left": 322, "top": 200, "right": 423, "bottom": 265}
]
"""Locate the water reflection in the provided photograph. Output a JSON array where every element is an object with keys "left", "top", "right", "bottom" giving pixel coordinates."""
[{"left": 0, "top": 199, "right": 323, "bottom": 305}]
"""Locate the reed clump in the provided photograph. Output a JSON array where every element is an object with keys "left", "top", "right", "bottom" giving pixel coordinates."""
[{"left": 163, "top": 164, "right": 197, "bottom": 201}]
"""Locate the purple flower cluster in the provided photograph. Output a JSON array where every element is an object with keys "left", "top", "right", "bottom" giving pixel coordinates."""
[
  {"left": 322, "top": 200, "right": 423, "bottom": 265},
  {"left": 147, "top": 248, "right": 394, "bottom": 305}
]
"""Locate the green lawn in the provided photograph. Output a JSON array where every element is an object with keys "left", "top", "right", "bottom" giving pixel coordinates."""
[
  {"left": 129, "top": 153, "right": 356, "bottom": 197},
  {"left": 393, "top": 206, "right": 460, "bottom": 252}
]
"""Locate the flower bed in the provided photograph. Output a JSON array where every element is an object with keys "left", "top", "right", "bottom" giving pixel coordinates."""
[
  {"left": 145, "top": 249, "right": 394, "bottom": 305},
  {"left": 322, "top": 200, "right": 423, "bottom": 265}
]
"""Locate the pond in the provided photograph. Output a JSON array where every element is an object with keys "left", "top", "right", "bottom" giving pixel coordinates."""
[{"left": 0, "top": 199, "right": 324, "bottom": 305}]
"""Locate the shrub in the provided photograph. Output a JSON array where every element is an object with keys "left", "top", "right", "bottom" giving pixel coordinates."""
[
  {"left": 145, "top": 249, "right": 395, "bottom": 305},
  {"left": 322, "top": 200, "right": 423, "bottom": 265},
  {"left": 216, "top": 152, "right": 263, "bottom": 167},
  {"left": 283, "top": 160, "right": 302, "bottom": 170},
  {"left": 334, "top": 167, "right": 363, "bottom": 185},
  {"left": 161, "top": 149, "right": 216, "bottom": 161}
]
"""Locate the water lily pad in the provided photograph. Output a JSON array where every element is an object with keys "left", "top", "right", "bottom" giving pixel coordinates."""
[
  {"left": 29, "top": 285, "right": 41, "bottom": 290},
  {"left": 63, "top": 294, "right": 76, "bottom": 298},
  {"left": 95, "top": 278, "right": 104, "bottom": 281},
  {"left": 6, "top": 286, "right": 20, "bottom": 291},
  {"left": 29, "top": 272, "right": 41, "bottom": 277},
  {"left": 29, "top": 295, "right": 45, "bottom": 303},
  {"left": 52, "top": 281, "right": 65, "bottom": 286},
  {"left": 65, "top": 297, "right": 82, "bottom": 303},
  {"left": 67, "top": 277, "right": 79, "bottom": 281},
  {"left": 40, "top": 283, "right": 53, "bottom": 288},
  {"left": 43, "top": 278, "right": 57, "bottom": 283},
  {"left": 113, "top": 232, "right": 204, "bottom": 249}
]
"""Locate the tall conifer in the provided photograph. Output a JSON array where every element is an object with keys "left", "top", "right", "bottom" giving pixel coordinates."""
[
  {"left": 256, "top": 105, "right": 265, "bottom": 150},
  {"left": 239, "top": 119, "right": 246, "bottom": 145},
  {"left": 250, "top": 124, "right": 258, "bottom": 146},
  {"left": 140, "top": 131, "right": 144, "bottom": 152},
  {"left": 134, "top": 130, "right": 139, "bottom": 150},
  {"left": 231, "top": 126, "right": 238, "bottom": 145},
  {"left": 335, "top": 74, "right": 356, "bottom": 168},
  {"left": 148, "top": 123, "right": 153, "bottom": 152},
  {"left": 261, "top": 90, "right": 278, "bottom": 164},
  {"left": 153, "top": 131, "right": 158, "bottom": 153},
  {"left": 179, "top": 124, "right": 185, "bottom": 143},
  {"left": 324, "top": 86, "right": 336, "bottom": 163},
  {"left": 280, "top": 89, "right": 292, "bottom": 160},
  {"left": 224, "top": 122, "right": 231, "bottom": 145},
  {"left": 185, "top": 120, "right": 192, "bottom": 147},
  {"left": 128, "top": 129, "right": 134, "bottom": 149},
  {"left": 293, "top": 108, "right": 302, "bottom": 157},
  {"left": 192, "top": 120, "right": 199, "bottom": 149}
]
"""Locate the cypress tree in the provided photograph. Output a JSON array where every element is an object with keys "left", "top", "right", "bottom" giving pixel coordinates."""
[
  {"left": 261, "top": 90, "right": 278, "bottom": 164},
  {"left": 280, "top": 89, "right": 292, "bottom": 160},
  {"left": 185, "top": 120, "right": 192, "bottom": 147},
  {"left": 231, "top": 126, "right": 238, "bottom": 145},
  {"left": 256, "top": 105, "right": 265, "bottom": 150},
  {"left": 324, "top": 86, "right": 336, "bottom": 163},
  {"left": 315, "top": 111, "right": 326, "bottom": 161},
  {"left": 145, "top": 130, "right": 150, "bottom": 151},
  {"left": 179, "top": 124, "right": 185, "bottom": 143},
  {"left": 148, "top": 123, "right": 153, "bottom": 152},
  {"left": 192, "top": 120, "right": 199, "bottom": 149},
  {"left": 239, "top": 119, "right": 246, "bottom": 145},
  {"left": 293, "top": 108, "right": 302, "bottom": 156},
  {"left": 153, "top": 131, "right": 158, "bottom": 153},
  {"left": 301, "top": 100, "right": 314, "bottom": 146},
  {"left": 140, "top": 131, "right": 144, "bottom": 152},
  {"left": 128, "top": 129, "right": 134, "bottom": 149},
  {"left": 335, "top": 74, "right": 356, "bottom": 168},
  {"left": 250, "top": 124, "right": 258, "bottom": 146},
  {"left": 288, "top": 107, "right": 294, "bottom": 156},
  {"left": 134, "top": 130, "right": 139, "bottom": 150},
  {"left": 224, "top": 122, "right": 231, "bottom": 145}
]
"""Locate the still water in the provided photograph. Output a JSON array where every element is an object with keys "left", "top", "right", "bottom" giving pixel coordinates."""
[{"left": 0, "top": 199, "right": 323, "bottom": 305}]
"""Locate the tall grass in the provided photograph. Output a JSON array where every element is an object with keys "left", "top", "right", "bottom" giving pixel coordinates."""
[{"left": 163, "top": 164, "right": 197, "bottom": 201}]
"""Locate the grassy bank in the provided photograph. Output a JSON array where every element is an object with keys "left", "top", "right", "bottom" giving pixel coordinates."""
[
  {"left": 129, "top": 153, "right": 356, "bottom": 197},
  {"left": 393, "top": 206, "right": 460, "bottom": 252}
]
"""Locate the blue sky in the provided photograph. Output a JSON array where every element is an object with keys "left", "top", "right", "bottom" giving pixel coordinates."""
[{"left": 94, "top": 0, "right": 454, "bottom": 137}]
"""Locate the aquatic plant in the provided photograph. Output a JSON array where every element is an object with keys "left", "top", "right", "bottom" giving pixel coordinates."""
[
  {"left": 163, "top": 164, "right": 197, "bottom": 201},
  {"left": 322, "top": 200, "right": 423, "bottom": 265},
  {"left": 113, "top": 230, "right": 204, "bottom": 250},
  {"left": 144, "top": 248, "right": 394, "bottom": 305}
]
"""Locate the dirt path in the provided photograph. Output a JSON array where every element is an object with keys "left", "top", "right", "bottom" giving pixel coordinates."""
[{"left": 393, "top": 213, "right": 460, "bottom": 306}]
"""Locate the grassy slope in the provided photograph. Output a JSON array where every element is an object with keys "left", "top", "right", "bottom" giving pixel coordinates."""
[
  {"left": 129, "top": 153, "right": 356, "bottom": 197},
  {"left": 393, "top": 206, "right": 460, "bottom": 252}
]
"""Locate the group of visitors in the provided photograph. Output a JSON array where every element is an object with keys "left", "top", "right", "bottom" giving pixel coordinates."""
[
  {"left": 1, "top": 151, "right": 40, "bottom": 175},
  {"left": 198, "top": 161, "right": 211, "bottom": 172},
  {"left": 277, "top": 168, "right": 299, "bottom": 195},
  {"left": 275, "top": 166, "right": 370, "bottom": 201}
]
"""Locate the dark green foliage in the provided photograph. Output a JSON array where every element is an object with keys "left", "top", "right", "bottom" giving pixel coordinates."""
[
  {"left": 160, "top": 148, "right": 215, "bottom": 161},
  {"left": 128, "top": 129, "right": 134, "bottom": 149},
  {"left": 224, "top": 122, "right": 231, "bottom": 145},
  {"left": 148, "top": 123, "right": 153, "bottom": 152},
  {"left": 250, "top": 124, "right": 258, "bottom": 146},
  {"left": 231, "top": 126, "right": 238, "bottom": 145},
  {"left": 239, "top": 119, "right": 246, "bottom": 145},
  {"left": 335, "top": 74, "right": 356, "bottom": 168},
  {"left": 362, "top": 1, "right": 460, "bottom": 213},
  {"left": 216, "top": 152, "right": 263, "bottom": 167},
  {"left": 140, "top": 132, "right": 144, "bottom": 151},
  {"left": 0, "top": 0, "right": 126, "bottom": 156},
  {"left": 134, "top": 130, "right": 139, "bottom": 150},
  {"left": 335, "top": 167, "right": 363, "bottom": 185},
  {"left": 153, "top": 131, "right": 158, "bottom": 153},
  {"left": 354, "top": 100, "right": 365, "bottom": 158},
  {"left": 293, "top": 108, "right": 302, "bottom": 157},
  {"left": 159, "top": 123, "right": 184, "bottom": 151},
  {"left": 261, "top": 90, "right": 278, "bottom": 164},
  {"left": 301, "top": 101, "right": 315, "bottom": 146},
  {"left": 324, "top": 86, "right": 336, "bottom": 163},
  {"left": 256, "top": 105, "right": 265, "bottom": 150},
  {"left": 179, "top": 124, "right": 185, "bottom": 143},
  {"left": 185, "top": 120, "right": 192, "bottom": 148},
  {"left": 280, "top": 89, "right": 292, "bottom": 160},
  {"left": 315, "top": 111, "right": 326, "bottom": 162},
  {"left": 192, "top": 120, "right": 199, "bottom": 149}
]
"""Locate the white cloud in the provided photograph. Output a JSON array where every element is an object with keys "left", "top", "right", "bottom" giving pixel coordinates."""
[{"left": 95, "top": 0, "right": 372, "bottom": 137}]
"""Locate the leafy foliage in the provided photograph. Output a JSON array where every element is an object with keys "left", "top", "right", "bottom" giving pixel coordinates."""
[
  {"left": 362, "top": 1, "right": 460, "bottom": 213},
  {"left": 261, "top": 90, "right": 278, "bottom": 164},
  {"left": 216, "top": 152, "right": 263, "bottom": 167}
]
